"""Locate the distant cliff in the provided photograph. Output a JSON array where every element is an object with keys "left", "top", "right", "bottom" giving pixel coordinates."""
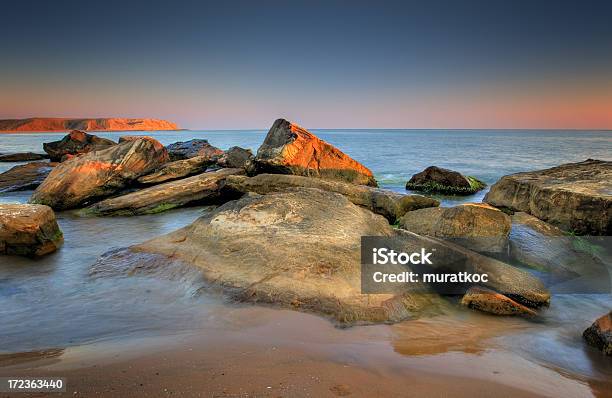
[{"left": 0, "top": 118, "right": 179, "bottom": 132}]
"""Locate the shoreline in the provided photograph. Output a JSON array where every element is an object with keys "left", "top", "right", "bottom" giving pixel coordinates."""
[{"left": 1, "top": 314, "right": 605, "bottom": 398}]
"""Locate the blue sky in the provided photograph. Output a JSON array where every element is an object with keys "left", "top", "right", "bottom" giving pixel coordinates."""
[{"left": 2, "top": 0, "right": 612, "bottom": 129}]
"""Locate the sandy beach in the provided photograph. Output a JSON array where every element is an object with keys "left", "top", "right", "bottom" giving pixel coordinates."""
[{"left": 2, "top": 305, "right": 611, "bottom": 398}]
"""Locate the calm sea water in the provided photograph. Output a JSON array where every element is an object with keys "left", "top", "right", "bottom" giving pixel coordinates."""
[
  {"left": 2, "top": 129, "right": 611, "bottom": 204},
  {"left": 1, "top": 130, "right": 611, "bottom": 384}
]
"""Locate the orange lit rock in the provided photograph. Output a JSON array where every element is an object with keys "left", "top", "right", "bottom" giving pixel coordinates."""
[
  {"left": 253, "top": 119, "right": 377, "bottom": 186},
  {"left": 0, "top": 118, "right": 179, "bottom": 132},
  {"left": 30, "top": 138, "right": 169, "bottom": 210},
  {"left": 461, "top": 286, "right": 537, "bottom": 317}
]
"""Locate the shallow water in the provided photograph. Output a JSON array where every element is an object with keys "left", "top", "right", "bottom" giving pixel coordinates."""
[{"left": 1, "top": 130, "right": 611, "bottom": 390}]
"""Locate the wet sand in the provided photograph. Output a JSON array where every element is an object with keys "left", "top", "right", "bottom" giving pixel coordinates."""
[{"left": 1, "top": 306, "right": 609, "bottom": 398}]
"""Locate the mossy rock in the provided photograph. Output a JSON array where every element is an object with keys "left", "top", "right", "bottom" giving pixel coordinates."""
[{"left": 406, "top": 166, "right": 486, "bottom": 196}]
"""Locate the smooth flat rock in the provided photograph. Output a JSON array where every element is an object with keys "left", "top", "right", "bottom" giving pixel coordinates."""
[
  {"left": 138, "top": 156, "right": 215, "bottom": 185},
  {"left": 509, "top": 212, "right": 611, "bottom": 293},
  {"left": 406, "top": 166, "right": 485, "bottom": 195},
  {"left": 0, "top": 204, "right": 63, "bottom": 257},
  {"left": 166, "top": 139, "right": 223, "bottom": 161},
  {"left": 85, "top": 168, "right": 244, "bottom": 216},
  {"left": 253, "top": 119, "right": 377, "bottom": 186},
  {"left": 91, "top": 188, "right": 549, "bottom": 325},
  {"left": 583, "top": 311, "right": 612, "bottom": 355},
  {"left": 225, "top": 173, "right": 438, "bottom": 222},
  {"left": 0, "top": 152, "right": 48, "bottom": 162},
  {"left": 0, "top": 162, "right": 57, "bottom": 192},
  {"left": 30, "top": 137, "right": 169, "bottom": 210},
  {"left": 43, "top": 130, "right": 116, "bottom": 162},
  {"left": 399, "top": 203, "right": 511, "bottom": 253},
  {"left": 484, "top": 159, "right": 611, "bottom": 235}
]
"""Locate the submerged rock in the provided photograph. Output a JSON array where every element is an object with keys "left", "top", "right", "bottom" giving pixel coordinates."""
[
  {"left": 225, "top": 173, "right": 438, "bottom": 222},
  {"left": 406, "top": 166, "right": 485, "bottom": 195},
  {"left": 484, "top": 159, "right": 611, "bottom": 235},
  {"left": 91, "top": 188, "right": 549, "bottom": 325},
  {"left": 216, "top": 146, "right": 254, "bottom": 169},
  {"left": 583, "top": 311, "right": 612, "bottom": 355},
  {"left": 399, "top": 203, "right": 511, "bottom": 253},
  {"left": 0, "top": 204, "right": 63, "bottom": 257},
  {"left": 166, "top": 139, "right": 223, "bottom": 161},
  {"left": 43, "top": 130, "right": 116, "bottom": 162},
  {"left": 0, "top": 162, "right": 57, "bottom": 192},
  {"left": 85, "top": 168, "right": 244, "bottom": 216},
  {"left": 30, "top": 137, "right": 169, "bottom": 210},
  {"left": 253, "top": 118, "right": 377, "bottom": 186},
  {"left": 138, "top": 155, "right": 215, "bottom": 185},
  {"left": 461, "top": 286, "right": 537, "bottom": 317},
  {"left": 0, "top": 152, "right": 49, "bottom": 162},
  {"left": 508, "top": 212, "right": 610, "bottom": 288}
]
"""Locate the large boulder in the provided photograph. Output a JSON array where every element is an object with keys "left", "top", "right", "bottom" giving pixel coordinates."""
[
  {"left": 484, "top": 160, "right": 611, "bottom": 235},
  {"left": 461, "top": 286, "right": 537, "bottom": 317},
  {"left": 509, "top": 212, "right": 611, "bottom": 293},
  {"left": 225, "top": 174, "right": 438, "bottom": 222},
  {"left": 583, "top": 311, "right": 612, "bottom": 355},
  {"left": 406, "top": 166, "right": 485, "bottom": 195},
  {"left": 43, "top": 130, "right": 116, "bottom": 162},
  {"left": 252, "top": 119, "right": 377, "bottom": 186},
  {"left": 216, "top": 146, "right": 254, "bottom": 169},
  {"left": 0, "top": 162, "right": 57, "bottom": 192},
  {"left": 393, "top": 229, "right": 550, "bottom": 309},
  {"left": 91, "top": 188, "right": 549, "bottom": 324},
  {"left": 0, "top": 152, "right": 48, "bottom": 162},
  {"left": 30, "top": 137, "right": 169, "bottom": 210},
  {"left": 138, "top": 155, "right": 215, "bottom": 185},
  {"left": 399, "top": 203, "right": 511, "bottom": 253},
  {"left": 84, "top": 168, "right": 244, "bottom": 216},
  {"left": 166, "top": 139, "right": 223, "bottom": 161},
  {"left": 0, "top": 204, "right": 63, "bottom": 257}
]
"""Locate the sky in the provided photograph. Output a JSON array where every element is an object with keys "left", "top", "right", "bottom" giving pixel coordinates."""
[{"left": 1, "top": 0, "right": 612, "bottom": 129}]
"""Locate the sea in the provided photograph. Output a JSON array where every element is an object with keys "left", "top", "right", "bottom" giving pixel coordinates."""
[{"left": 1, "top": 129, "right": 611, "bottom": 391}]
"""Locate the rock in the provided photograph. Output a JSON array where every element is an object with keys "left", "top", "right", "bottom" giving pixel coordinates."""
[
  {"left": 0, "top": 204, "right": 63, "bottom": 257},
  {"left": 0, "top": 162, "right": 58, "bottom": 192},
  {"left": 85, "top": 168, "right": 244, "bottom": 216},
  {"left": 253, "top": 118, "right": 377, "bottom": 186},
  {"left": 0, "top": 152, "right": 49, "bottom": 162},
  {"left": 484, "top": 160, "right": 611, "bottom": 235},
  {"left": 461, "top": 286, "right": 537, "bottom": 317},
  {"left": 225, "top": 174, "right": 438, "bottom": 222},
  {"left": 30, "top": 137, "right": 169, "bottom": 210},
  {"left": 91, "top": 188, "right": 549, "bottom": 324},
  {"left": 166, "top": 139, "right": 223, "bottom": 161},
  {"left": 394, "top": 229, "right": 550, "bottom": 308},
  {"left": 399, "top": 203, "right": 511, "bottom": 253},
  {"left": 137, "top": 156, "right": 215, "bottom": 185},
  {"left": 217, "top": 146, "right": 254, "bottom": 169},
  {"left": 43, "top": 130, "right": 116, "bottom": 162},
  {"left": 583, "top": 311, "right": 612, "bottom": 355},
  {"left": 509, "top": 212, "right": 611, "bottom": 293},
  {"left": 406, "top": 166, "right": 486, "bottom": 195},
  {"left": 0, "top": 118, "right": 179, "bottom": 132},
  {"left": 91, "top": 188, "right": 440, "bottom": 324}
]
